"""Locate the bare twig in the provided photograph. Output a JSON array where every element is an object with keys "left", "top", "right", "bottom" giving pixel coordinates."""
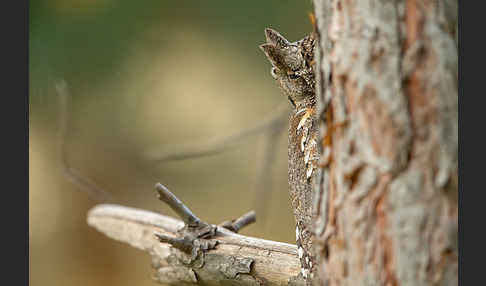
[
  {"left": 155, "top": 183, "right": 201, "bottom": 227},
  {"left": 231, "top": 210, "right": 257, "bottom": 231},
  {"left": 145, "top": 103, "right": 289, "bottom": 226},
  {"left": 87, "top": 204, "right": 305, "bottom": 286},
  {"left": 144, "top": 103, "right": 289, "bottom": 162},
  {"left": 219, "top": 210, "right": 256, "bottom": 233},
  {"left": 155, "top": 183, "right": 256, "bottom": 257},
  {"left": 153, "top": 233, "right": 198, "bottom": 254},
  {"left": 56, "top": 80, "right": 116, "bottom": 203}
]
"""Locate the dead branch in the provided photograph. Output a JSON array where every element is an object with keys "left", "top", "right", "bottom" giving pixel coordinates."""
[{"left": 87, "top": 204, "right": 305, "bottom": 286}]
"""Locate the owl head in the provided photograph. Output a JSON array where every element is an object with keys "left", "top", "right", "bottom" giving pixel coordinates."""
[{"left": 260, "top": 28, "right": 314, "bottom": 107}]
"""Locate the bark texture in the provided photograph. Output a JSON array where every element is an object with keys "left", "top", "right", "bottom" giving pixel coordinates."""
[{"left": 312, "top": 0, "right": 457, "bottom": 285}]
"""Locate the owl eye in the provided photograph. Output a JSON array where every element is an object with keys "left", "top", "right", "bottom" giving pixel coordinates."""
[
  {"left": 271, "top": 67, "right": 278, "bottom": 79},
  {"left": 289, "top": 73, "right": 299, "bottom": 80}
]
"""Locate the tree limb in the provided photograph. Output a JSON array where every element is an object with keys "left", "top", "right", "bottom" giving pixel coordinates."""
[{"left": 87, "top": 204, "right": 305, "bottom": 286}]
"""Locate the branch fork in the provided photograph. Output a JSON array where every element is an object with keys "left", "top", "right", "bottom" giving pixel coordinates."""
[
  {"left": 154, "top": 183, "right": 256, "bottom": 261},
  {"left": 87, "top": 183, "right": 304, "bottom": 285}
]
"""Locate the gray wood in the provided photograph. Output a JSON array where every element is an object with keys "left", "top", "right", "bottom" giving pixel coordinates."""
[{"left": 87, "top": 204, "right": 305, "bottom": 286}]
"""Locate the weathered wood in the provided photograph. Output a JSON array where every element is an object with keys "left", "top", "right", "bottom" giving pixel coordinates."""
[
  {"left": 312, "top": 0, "right": 458, "bottom": 285},
  {"left": 87, "top": 204, "right": 305, "bottom": 286}
]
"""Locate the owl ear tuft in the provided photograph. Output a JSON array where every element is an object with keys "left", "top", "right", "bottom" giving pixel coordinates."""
[
  {"left": 259, "top": 43, "right": 286, "bottom": 70},
  {"left": 264, "top": 28, "right": 290, "bottom": 48}
]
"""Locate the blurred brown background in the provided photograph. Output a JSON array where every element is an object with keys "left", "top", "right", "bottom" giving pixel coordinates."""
[{"left": 29, "top": 1, "right": 313, "bottom": 285}]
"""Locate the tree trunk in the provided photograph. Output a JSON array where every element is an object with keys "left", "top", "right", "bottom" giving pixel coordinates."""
[{"left": 311, "top": 0, "right": 458, "bottom": 285}]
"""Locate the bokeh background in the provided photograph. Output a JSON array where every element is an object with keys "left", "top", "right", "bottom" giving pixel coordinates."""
[{"left": 29, "top": 1, "right": 314, "bottom": 285}]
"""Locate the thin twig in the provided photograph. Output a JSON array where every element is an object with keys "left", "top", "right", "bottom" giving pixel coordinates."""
[
  {"left": 155, "top": 183, "right": 201, "bottom": 227},
  {"left": 153, "top": 233, "right": 194, "bottom": 254},
  {"left": 231, "top": 210, "right": 257, "bottom": 231},
  {"left": 144, "top": 103, "right": 289, "bottom": 162},
  {"left": 56, "top": 80, "right": 116, "bottom": 203},
  {"left": 220, "top": 210, "right": 256, "bottom": 233},
  {"left": 146, "top": 102, "right": 289, "bottom": 227}
]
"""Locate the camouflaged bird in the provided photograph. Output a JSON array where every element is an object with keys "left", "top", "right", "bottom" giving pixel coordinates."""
[{"left": 260, "top": 28, "right": 319, "bottom": 283}]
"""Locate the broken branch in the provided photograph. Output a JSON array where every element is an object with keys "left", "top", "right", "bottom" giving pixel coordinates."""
[
  {"left": 155, "top": 183, "right": 201, "bottom": 227},
  {"left": 220, "top": 210, "right": 257, "bottom": 233}
]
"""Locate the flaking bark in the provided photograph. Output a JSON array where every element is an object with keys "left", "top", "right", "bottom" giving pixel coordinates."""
[{"left": 312, "top": 0, "right": 458, "bottom": 285}]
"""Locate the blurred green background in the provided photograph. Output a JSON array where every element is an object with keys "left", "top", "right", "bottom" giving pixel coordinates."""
[{"left": 29, "top": 1, "right": 313, "bottom": 285}]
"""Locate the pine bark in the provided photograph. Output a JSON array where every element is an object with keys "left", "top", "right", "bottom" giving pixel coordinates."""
[{"left": 311, "top": 0, "right": 458, "bottom": 285}]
